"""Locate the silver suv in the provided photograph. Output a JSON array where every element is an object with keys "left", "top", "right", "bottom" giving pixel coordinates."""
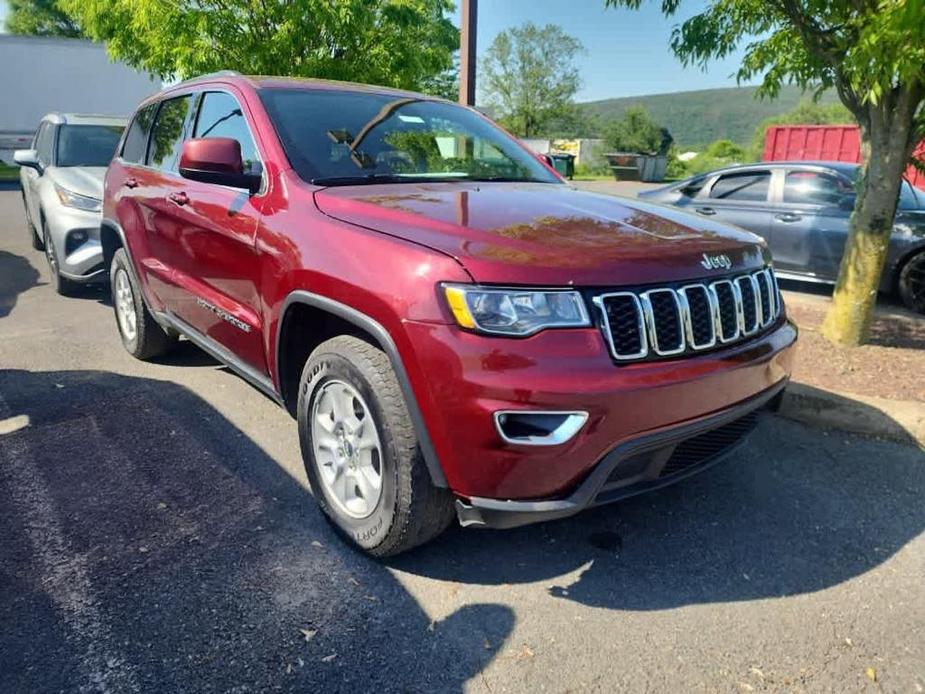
[{"left": 15, "top": 113, "right": 126, "bottom": 295}]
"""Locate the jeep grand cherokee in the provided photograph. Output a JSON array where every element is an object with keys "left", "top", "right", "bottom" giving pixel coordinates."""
[{"left": 101, "top": 73, "right": 797, "bottom": 556}]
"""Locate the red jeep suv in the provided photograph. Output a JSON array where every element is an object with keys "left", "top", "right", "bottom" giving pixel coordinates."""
[{"left": 102, "top": 73, "right": 797, "bottom": 556}]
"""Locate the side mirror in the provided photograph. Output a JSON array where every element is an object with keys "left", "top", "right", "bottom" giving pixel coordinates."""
[
  {"left": 13, "top": 149, "right": 41, "bottom": 173},
  {"left": 178, "top": 138, "right": 261, "bottom": 194},
  {"left": 838, "top": 193, "right": 857, "bottom": 211},
  {"left": 540, "top": 153, "right": 554, "bottom": 168}
]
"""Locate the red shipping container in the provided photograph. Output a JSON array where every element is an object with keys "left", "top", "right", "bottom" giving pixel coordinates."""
[{"left": 763, "top": 124, "right": 925, "bottom": 190}]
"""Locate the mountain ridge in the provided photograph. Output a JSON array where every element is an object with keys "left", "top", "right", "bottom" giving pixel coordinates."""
[{"left": 579, "top": 84, "right": 842, "bottom": 147}]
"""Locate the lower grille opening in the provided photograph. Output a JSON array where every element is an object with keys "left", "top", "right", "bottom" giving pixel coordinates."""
[{"left": 659, "top": 410, "right": 759, "bottom": 478}]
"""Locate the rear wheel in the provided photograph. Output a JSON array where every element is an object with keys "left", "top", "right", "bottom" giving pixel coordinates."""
[
  {"left": 110, "top": 248, "right": 177, "bottom": 359},
  {"left": 297, "top": 335, "right": 454, "bottom": 557},
  {"left": 897, "top": 250, "right": 925, "bottom": 314},
  {"left": 42, "top": 218, "right": 78, "bottom": 296}
]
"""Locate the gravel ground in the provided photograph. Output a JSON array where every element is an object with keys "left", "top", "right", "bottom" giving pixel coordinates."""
[{"left": 1, "top": 186, "right": 923, "bottom": 693}]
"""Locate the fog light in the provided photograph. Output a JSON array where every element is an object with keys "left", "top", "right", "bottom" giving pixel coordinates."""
[
  {"left": 65, "top": 230, "right": 88, "bottom": 256},
  {"left": 494, "top": 411, "right": 588, "bottom": 446}
]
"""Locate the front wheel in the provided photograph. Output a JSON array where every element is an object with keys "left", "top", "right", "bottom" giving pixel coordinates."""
[
  {"left": 897, "top": 250, "right": 925, "bottom": 314},
  {"left": 23, "top": 194, "right": 43, "bottom": 250},
  {"left": 297, "top": 335, "right": 454, "bottom": 557},
  {"left": 110, "top": 248, "right": 178, "bottom": 360},
  {"left": 42, "top": 219, "right": 78, "bottom": 296}
]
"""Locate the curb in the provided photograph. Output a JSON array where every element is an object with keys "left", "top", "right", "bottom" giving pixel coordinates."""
[{"left": 779, "top": 382, "right": 925, "bottom": 448}]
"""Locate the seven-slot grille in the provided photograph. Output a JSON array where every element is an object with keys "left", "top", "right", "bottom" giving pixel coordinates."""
[{"left": 595, "top": 267, "right": 781, "bottom": 362}]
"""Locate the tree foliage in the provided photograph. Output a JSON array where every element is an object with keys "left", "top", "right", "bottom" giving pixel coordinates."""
[
  {"left": 479, "top": 22, "right": 584, "bottom": 138},
  {"left": 5, "top": 0, "right": 81, "bottom": 37},
  {"left": 605, "top": 0, "right": 925, "bottom": 346},
  {"left": 602, "top": 106, "right": 667, "bottom": 153},
  {"left": 59, "top": 0, "right": 458, "bottom": 91}
]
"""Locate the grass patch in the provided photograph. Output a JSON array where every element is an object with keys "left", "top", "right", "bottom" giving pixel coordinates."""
[
  {"left": 0, "top": 164, "right": 20, "bottom": 182},
  {"left": 571, "top": 173, "right": 613, "bottom": 181}
]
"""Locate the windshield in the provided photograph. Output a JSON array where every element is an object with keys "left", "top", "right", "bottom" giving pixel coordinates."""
[
  {"left": 56, "top": 124, "right": 124, "bottom": 167},
  {"left": 259, "top": 88, "right": 560, "bottom": 186}
]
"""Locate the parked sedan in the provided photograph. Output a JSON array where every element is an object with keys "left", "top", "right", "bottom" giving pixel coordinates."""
[
  {"left": 639, "top": 162, "right": 925, "bottom": 312},
  {"left": 15, "top": 113, "right": 126, "bottom": 295}
]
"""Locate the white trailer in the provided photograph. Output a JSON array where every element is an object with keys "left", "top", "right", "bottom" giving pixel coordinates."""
[{"left": 0, "top": 35, "right": 160, "bottom": 162}]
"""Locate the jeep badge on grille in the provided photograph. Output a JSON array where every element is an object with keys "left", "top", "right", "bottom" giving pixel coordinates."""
[{"left": 700, "top": 253, "right": 732, "bottom": 270}]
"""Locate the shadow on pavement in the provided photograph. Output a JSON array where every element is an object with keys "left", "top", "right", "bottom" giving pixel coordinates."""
[
  {"left": 0, "top": 369, "right": 513, "bottom": 693},
  {"left": 394, "top": 414, "right": 925, "bottom": 612},
  {"left": 0, "top": 251, "right": 41, "bottom": 319}
]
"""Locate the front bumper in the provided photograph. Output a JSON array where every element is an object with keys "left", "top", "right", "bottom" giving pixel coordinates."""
[
  {"left": 45, "top": 204, "right": 105, "bottom": 282},
  {"left": 402, "top": 317, "right": 797, "bottom": 501},
  {"left": 455, "top": 379, "right": 785, "bottom": 529}
]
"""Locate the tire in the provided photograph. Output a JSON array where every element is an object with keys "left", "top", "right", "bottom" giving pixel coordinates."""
[
  {"left": 297, "top": 335, "right": 454, "bottom": 557},
  {"left": 110, "top": 248, "right": 177, "bottom": 360},
  {"left": 23, "top": 193, "right": 43, "bottom": 251},
  {"left": 897, "top": 250, "right": 925, "bottom": 314},
  {"left": 42, "top": 218, "right": 79, "bottom": 296}
]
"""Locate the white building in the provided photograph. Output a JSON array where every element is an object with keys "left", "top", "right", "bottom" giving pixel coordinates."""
[{"left": 0, "top": 35, "right": 160, "bottom": 161}]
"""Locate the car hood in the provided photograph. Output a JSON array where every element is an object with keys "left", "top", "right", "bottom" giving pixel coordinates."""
[
  {"left": 48, "top": 166, "right": 106, "bottom": 200},
  {"left": 314, "top": 182, "right": 769, "bottom": 286}
]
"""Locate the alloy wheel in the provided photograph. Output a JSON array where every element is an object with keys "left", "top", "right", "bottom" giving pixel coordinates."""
[
  {"left": 311, "top": 379, "right": 384, "bottom": 519},
  {"left": 114, "top": 268, "right": 137, "bottom": 341},
  {"left": 900, "top": 253, "right": 925, "bottom": 313}
]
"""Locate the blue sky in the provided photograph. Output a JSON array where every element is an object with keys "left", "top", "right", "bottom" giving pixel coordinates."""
[{"left": 0, "top": 0, "right": 753, "bottom": 101}]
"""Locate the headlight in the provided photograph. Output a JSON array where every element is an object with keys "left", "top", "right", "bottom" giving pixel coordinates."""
[
  {"left": 55, "top": 184, "right": 101, "bottom": 212},
  {"left": 443, "top": 284, "right": 590, "bottom": 336}
]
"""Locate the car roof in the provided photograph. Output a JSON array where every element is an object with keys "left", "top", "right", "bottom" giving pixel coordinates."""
[
  {"left": 696, "top": 161, "right": 860, "bottom": 178},
  {"left": 157, "top": 71, "right": 445, "bottom": 103},
  {"left": 42, "top": 113, "right": 128, "bottom": 127}
]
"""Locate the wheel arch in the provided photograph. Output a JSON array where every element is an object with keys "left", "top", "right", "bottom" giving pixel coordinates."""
[
  {"left": 276, "top": 291, "right": 447, "bottom": 488},
  {"left": 100, "top": 217, "right": 126, "bottom": 271}
]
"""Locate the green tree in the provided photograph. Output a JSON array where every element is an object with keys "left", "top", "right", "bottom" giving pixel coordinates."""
[
  {"left": 603, "top": 106, "right": 667, "bottom": 154},
  {"left": 749, "top": 100, "right": 855, "bottom": 160},
  {"left": 605, "top": 0, "right": 925, "bottom": 346},
  {"left": 6, "top": 0, "right": 81, "bottom": 37},
  {"left": 60, "top": 0, "right": 458, "bottom": 91},
  {"left": 479, "top": 22, "right": 584, "bottom": 138}
]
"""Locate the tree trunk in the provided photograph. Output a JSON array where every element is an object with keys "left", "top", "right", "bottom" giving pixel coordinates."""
[{"left": 820, "top": 95, "right": 918, "bottom": 346}]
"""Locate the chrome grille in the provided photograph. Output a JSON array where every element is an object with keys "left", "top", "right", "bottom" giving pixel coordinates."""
[{"left": 595, "top": 267, "right": 782, "bottom": 362}]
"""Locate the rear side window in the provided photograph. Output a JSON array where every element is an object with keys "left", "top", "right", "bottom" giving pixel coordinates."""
[
  {"left": 709, "top": 171, "right": 771, "bottom": 202},
  {"left": 783, "top": 170, "right": 851, "bottom": 205},
  {"left": 193, "top": 91, "right": 260, "bottom": 173},
  {"left": 121, "top": 104, "right": 157, "bottom": 164},
  {"left": 147, "top": 95, "right": 193, "bottom": 172}
]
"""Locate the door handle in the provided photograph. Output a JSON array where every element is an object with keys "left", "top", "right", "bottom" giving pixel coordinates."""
[
  {"left": 775, "top": 212, "right": 802, "bottom": 223},
  {"left": 168, "top": 191, "right": 189, "bottom": 206},
  {"left": 695, "top": 206, "right": 716, "bottom": 216},
  {"left": 124, "top": 178, "right": 139, "bottom": 189}
]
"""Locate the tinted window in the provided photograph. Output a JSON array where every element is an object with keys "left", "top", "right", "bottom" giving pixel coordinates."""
[
  {"left": 194, "top": 91, "right": 260, "bottom": 173},
  {"left": 121, "top": 104, "right": 157, "bottom": 164},
  {"left": 783, "top": 170, "right": 851, "bottom": 205},
  {"left": 259, "top": 88, "right": 559, "bottom": 185},
  {"left": 709, "top": 172, "right": 770, "bottom": 202},
  {"left": 147, "top": 95, "right": 193, "bottom": 171},
  {"left": 56, "top": 125, "right": 124, "bottom": 167},
  {"left": 34, "top": 123, "right": 55, "bottom": 164},
  {"left": 899, "top": 181, "right": 920, "bottom": 210}
]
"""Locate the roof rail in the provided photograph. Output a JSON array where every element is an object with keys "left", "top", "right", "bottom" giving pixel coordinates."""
[{"left": 172, "top": 70, "right": 241, "bottom": 86}]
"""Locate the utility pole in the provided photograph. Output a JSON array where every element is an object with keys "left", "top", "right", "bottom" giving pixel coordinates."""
[{"left": 458, "top": 0, "right": 477, "bottom": 106}]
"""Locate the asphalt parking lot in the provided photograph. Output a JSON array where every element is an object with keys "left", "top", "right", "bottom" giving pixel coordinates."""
[{"left": 1, "top": 184, "right": 923, "bottom": 693}]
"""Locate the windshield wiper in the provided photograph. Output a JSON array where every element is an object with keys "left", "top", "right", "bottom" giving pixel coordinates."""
[{"left": 312, "top": 173, "right": 473, "bottom": 186}]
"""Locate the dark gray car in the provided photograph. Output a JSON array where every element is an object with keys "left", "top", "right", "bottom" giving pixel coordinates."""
[{"left": 639, "top": 161, "right": 925, "bottom": 312}]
